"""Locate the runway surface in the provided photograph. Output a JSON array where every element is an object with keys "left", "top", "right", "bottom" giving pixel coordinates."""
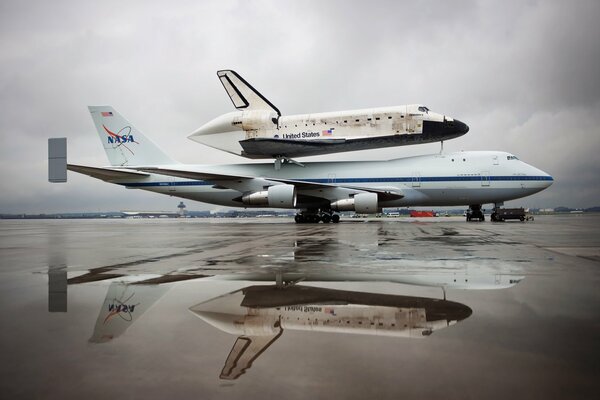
[{"left": 0, "top": 215, "right": 598, "bottom": 399}]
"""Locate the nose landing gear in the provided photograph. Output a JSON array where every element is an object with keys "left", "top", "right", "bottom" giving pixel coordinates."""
[{"left": 466, "top": 204, "right": 485, "bottom": 222}]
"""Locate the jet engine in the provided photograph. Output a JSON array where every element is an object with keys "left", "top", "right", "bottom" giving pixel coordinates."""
[
  {"left": 330, "top": 192, "right": 379, "bottom": 214},
  {"left": 242, "top": 184, "right": 297, "bottom": 208}
]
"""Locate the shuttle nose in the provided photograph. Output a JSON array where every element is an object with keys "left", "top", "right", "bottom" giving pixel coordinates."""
[
  {"left": 422, "top": 118, "right": 469, "bottom": 140},
  {"left": 454, "top": 119, "right": 469, "bottom": 135}
]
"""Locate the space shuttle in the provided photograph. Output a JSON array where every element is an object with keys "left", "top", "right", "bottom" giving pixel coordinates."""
[{"left": 189, "top": 70, "right": 470, "bottom": 161}]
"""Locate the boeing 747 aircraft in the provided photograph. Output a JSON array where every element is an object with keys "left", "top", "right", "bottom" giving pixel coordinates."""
[
  {"left": 48, "top": 106, "right": 553, "bottom": 223},
  {"left": 188, "top": 70, "right": 469, "bottom": 163}
]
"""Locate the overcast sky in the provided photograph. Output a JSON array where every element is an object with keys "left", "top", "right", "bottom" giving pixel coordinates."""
[{"left": 1, "top": 0, "right": 599, "bottom": 213}]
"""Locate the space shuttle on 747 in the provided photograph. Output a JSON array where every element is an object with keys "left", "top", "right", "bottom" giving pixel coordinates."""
[{"left": 188, "top": 70, "right": 469, "bottom": 163}]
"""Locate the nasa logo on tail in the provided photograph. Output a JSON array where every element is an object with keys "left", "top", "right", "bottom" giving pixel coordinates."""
[
  {"left": 103, "top": 292, "right": 140, "bottom": 325},
  {"left": 102, "top": 124, "right": 139, "bottom": 154}
]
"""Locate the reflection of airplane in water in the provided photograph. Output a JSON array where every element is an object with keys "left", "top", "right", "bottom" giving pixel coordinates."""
[
  {"left": 50, "top": 267, "right": 523, "bottom": 377},
  {"left": 50, "top": 260, "right": 524, "bottom": 342},
  {"left": 48, "top": 255, "right": 524, "bottom": 379},
  {"left": 190, "top": 284, "right": 472, "bottom": 380}
]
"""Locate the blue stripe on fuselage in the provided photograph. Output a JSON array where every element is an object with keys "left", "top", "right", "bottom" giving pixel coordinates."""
[{"left": 119, "top": 175, "right": 553, "bottom": 188}]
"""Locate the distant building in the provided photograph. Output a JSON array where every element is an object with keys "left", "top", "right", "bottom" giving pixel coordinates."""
[{"left": 177, "top": 202, "right": 187, "bottom": 217}]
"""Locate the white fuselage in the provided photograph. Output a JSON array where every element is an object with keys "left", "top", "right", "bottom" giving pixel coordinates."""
[
  {"left": 189, "top": 104, "right": 468, "bottom": 158},
  {"left": 110, "top": 150, "right": 552, "bottom": 209}
]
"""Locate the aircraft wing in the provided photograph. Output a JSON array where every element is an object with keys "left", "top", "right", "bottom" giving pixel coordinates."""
[
  {"left": 137, "top": 167, "right": 404, "bottom": 201},
  {"left": 68, "top": 164, "right": 150, "bottom": 181},
  {"left": 239, "top": 137, "right": 346, "bottom": 159}
]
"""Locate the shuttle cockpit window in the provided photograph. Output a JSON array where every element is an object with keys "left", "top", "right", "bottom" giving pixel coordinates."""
[
  {"left": 507, "top": 155, "right": 519, "bottom": 160},
  {"left": 418, "top": 106, "right": 430, "bottom": 113}
]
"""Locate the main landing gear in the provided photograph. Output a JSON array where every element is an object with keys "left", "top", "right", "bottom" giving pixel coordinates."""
[
  {"left": 466, "top": 204, "right": 485, "bottom": 222},
  {"left": 490, "top": 202, "right": 504, "bottom": 222},
  {"left": 294, "top": 210, "right": 340, "bottom": 224}
]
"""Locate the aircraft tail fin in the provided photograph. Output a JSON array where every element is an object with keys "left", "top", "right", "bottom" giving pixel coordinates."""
[
  {"left": 88, "top": 106, "right": 176, "bottom": 166},
  {"left": 217, "top": 70, "right": 281, "bottom": 116},
  {"left": 89, "top": 282, "right": 170, "bottom": 343}
]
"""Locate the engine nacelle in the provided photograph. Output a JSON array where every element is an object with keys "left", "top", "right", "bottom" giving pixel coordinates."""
[
  {"left": 242, "top": 184, "right": 297, "bottom": 208},
  {"left": 241, "top": 110, "right": 278, "bottom": 131},
  {"left": 330, "top": 192, "right": 378, "bottom": 214}
]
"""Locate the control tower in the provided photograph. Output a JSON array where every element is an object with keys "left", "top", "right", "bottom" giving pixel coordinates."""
[{"left": 177, "top": 201, "right": 187, "bottom": 217}]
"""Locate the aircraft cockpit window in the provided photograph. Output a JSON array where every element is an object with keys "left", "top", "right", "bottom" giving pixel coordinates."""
[
  {"left": 418, "top": 106, "right": 430, "bottom": 113},
  {"left": 506, "top": 155, "right": 519, "bottom": 160}
]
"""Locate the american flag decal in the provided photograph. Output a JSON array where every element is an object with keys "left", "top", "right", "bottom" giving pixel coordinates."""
[
  {"left": 322, "top": 128, "right": 334, "bottom": 136},
  {"left": 324, "top": 307, "right": 336, "bottom": 316},
  {"left": 101, "top": 111, "right": 113, "bottom": 117}
]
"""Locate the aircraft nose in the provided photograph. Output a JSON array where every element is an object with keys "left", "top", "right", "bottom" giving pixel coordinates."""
[
  {"left": 454, "top": 119, "right": 469, "bottom": 135},
  {"left": 422, "top": 118, "right": 470, "bottom": 140},
  {"left": 543, "top": 172, "right": 554, "bottom": 188},
  {"left": 527, "top": 165, "right": 554, "bottom": 190}
]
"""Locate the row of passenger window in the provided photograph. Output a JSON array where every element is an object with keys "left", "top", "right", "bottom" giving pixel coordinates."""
[{"left": 280, "top": 115, "right": 400, "bottom": 129}]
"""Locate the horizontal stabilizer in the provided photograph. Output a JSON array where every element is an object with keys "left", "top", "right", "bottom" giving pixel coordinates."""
[
  {"left": 48, "top": 138, "right": 67, "bottom": 183},
  {"left": 68, "top": 164, "right": 149, "bottom": 181},
  {"left": 217, "top": 70, "right": 280, "bottom": 115}
]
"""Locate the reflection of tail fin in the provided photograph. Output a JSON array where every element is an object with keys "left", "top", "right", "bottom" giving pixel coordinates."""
[
  {"left": 88, "top": 106, "right": 175, "bottom": 166},
  {"left": 220, "top": 331, "right": 283, "bottom": 380},
  {"left": 216, "top": 70, "right": 280, "bottom": 116},
  {"left": 89, "top": 282, "right": 169, "bottom": 343}
]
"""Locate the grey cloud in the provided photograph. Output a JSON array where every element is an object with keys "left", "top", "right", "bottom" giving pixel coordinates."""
[{"left": 1, "top": 0, "right": 599, "bottom": 213}]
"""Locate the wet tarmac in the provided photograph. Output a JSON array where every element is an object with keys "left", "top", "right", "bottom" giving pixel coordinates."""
[{"left": 0, "top": 215, "right": 598, "bottom": 399}]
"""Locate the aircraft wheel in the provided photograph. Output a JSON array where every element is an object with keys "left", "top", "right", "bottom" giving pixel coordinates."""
[
  {"left": 332, "top": 214, "right": 340, "bottom": 223},
  {"left": 321, "top": 214, "right": 331, "bottom": 223},
  {"left": 303, "top": 214, "right": 316, "bottom": 223},
  {"left": 294, "top": 214, "right": 304, "bottom": 223}
]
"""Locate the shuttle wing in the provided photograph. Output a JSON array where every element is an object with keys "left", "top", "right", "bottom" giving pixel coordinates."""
[{"left": 136, "top": 167, "right": 404, "bottom": 201}]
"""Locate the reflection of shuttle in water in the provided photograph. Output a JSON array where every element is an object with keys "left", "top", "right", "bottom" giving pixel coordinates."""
[
  {"left": 189, "top": 70, "right": 469, "bottom": 160},
  {"left": 190, "top": 285, "right": 472, "bottom": 380}
]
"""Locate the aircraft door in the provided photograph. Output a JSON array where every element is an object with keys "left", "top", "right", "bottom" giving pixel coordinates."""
[
  {"left": 481, "top": 171, "right": 490, "bottom": 187},
  {"left": 412, "top": 172, "right": 421, "bottom": 188},
  {"left": 328, "top": 173, "right": 336, "bottom": 183}
]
